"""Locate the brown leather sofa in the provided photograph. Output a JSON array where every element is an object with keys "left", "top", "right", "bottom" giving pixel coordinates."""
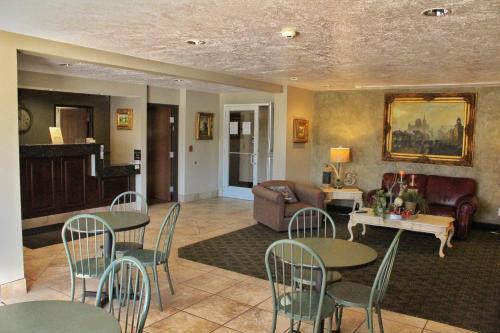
[
  {"left": 252, "top": 180, "right": 325, "bottom": 232},
  {"left": 367, "top": 173, "right": 478, "bottom": 239}
]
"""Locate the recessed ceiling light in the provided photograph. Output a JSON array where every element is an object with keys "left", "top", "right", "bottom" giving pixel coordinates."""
[
  {"left": 280, "top": 27, "right": 297, "bottom": 39},
  {"left": 422, "top": 8, "right": 451, "bottom": 17},
  {"left": 58, "top": 63, "right": 71, "bottom": 67},
  {"left": 320, "top": 84, "right": 331, "bottom": 88},
  {"left": 186, "top": 39, "right": 206, "bottom": 45},
  {"left": 289, "top": 77, "right": 298, "bottom": 81},
  {"left": 173, "top": 78, "right": 184, "bottom": 82}
]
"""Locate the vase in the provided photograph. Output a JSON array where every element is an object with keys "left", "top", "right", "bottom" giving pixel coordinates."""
[{"left": 405, "top": 201, "right": 417, "bottom": 213}]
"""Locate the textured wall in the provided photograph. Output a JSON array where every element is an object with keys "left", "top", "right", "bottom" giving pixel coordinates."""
[{"left": 313, "top": 87, "right": 500, "bottom": 224}]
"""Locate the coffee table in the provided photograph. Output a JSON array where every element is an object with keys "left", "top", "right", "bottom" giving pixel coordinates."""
[{"left": 348, "top": 208, "right": 454, "bottom": 257}]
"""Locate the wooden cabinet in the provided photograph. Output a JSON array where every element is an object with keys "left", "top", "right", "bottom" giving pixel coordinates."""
[{"left": 20, "top": 154, "right": 135, "bottom": 219}]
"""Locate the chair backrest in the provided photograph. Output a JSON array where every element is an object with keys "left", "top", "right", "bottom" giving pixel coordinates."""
[
  {"left": 265, "top": 239, "right": 328, "bottom": 333},
  {"left": 288, "top": 207, "right": 336, "bottom": 239},
  {"left": 110, "top": 191, "right": 148, "bottom": 215},
  {"left": 369, "top": 229, "right": 404, "bottom": 307},
  {"left": 61, "top": 214, "right": 116, "bottom": 276},
  {"left": 153, "top": 202, "right": 181, "bottom": 264},
  {"left": 96, "top": 256, "right": 151, "bottom": 333}
]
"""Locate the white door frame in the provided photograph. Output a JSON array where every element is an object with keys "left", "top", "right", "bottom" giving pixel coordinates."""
[{"left": 222, "top": 103, "right": 272, "bottom": 200}]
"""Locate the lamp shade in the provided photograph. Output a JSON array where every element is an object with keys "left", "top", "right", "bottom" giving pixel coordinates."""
[{"left": 330, "top": 147, "right": 350, "bottom": 163}]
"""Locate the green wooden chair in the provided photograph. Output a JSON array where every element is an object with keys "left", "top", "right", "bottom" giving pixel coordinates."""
[
  {"left": 125, "top": 202, "right": 180, "bottom": 311},
  {"left": 265, "top": 239, "right": 336, "bottom": 333},
  {"left": 110, "top": 191, "right": 149, "bottom": 256},
  {"left": 96, "top": 256, "right": 151, "bottom": 333},
  {"left": 62, "top": 214, "right": 116, "bottom": 302},
  {"left": 289, "top": 207, "right": 342, "bottom": 286},
  {"left": 328, "top": 229, "right": 404, "bottom": 333}
]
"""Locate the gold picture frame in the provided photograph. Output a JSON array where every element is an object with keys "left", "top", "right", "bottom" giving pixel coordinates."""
[
  {"left": 116, "top": 108, "right": 133, "bottom": 130},
  {"left": 293, "top": 118, "right": 309, "bottom": 143},
  {"left": 383, "top": 93, "right": 476, "bottom": 166},
  {"left": 196, "top": 112, "right": 214, "bottom": 140}
]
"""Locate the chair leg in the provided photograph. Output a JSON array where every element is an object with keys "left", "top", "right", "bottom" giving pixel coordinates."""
[
  {"left": 296, "top": 320, "right": 302, "bottom": 332},
  {"left": 289, "top": 319, "right": 294, "bottom": 333},
  {"left": 152, "top": 265, "right": 163, "bottom": 311},
  {"left": 376, "top": 305, "right": 384, "bottom": 333},
  {"left": 164, "top": 262, "right": 175, "bottom": 295},
  {"left": 270, "top": 310, "right": 277, "bottom": 333},
  {"left": 327, "top": 316, "right": 333, "bottom": 333},
  {"left": 70, "top": 275, "right": 75, "bottom": 302},
  {"left": 81, "top": 279, "right": 86, "bottom": 303},
  {"left": 334, "top": 305, "right": 343, "bottom": 330},
  {"left": 366, "top": 308, "right": 374, "bottom": 333}
]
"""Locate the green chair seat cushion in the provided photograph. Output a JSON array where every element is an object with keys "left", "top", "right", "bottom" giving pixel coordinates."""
[
  {"left": 277, "top": 291, "right": 335, "bottom": 320},
  {"left": 115, "top": 242, "right": 143, "bottom": 254},
  {"left": 327, "top": 281, "right": 380, "bottom": 308},
  {"left": 292, "top": 269, "right": 342, "bottom": 286},
  {"left": 73, "top": 258, "right": 113, "bottom": 278},
  {"left": 124, "top": 248, "right": 166, "bottom": 266}
]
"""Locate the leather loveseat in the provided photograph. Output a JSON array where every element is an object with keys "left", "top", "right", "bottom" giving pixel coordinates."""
[
  {"left": 367, "top": 173, "right": 478, "bottom": 239},
  {"left": 252, "top": 180, "right": 325, "bottom": 232}
]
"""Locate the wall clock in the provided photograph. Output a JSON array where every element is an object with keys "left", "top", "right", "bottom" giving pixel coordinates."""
[{"left": 18, "top": 105, "right": 32, "bottom": 133}]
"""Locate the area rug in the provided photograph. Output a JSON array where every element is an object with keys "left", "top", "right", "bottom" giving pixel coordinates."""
[
  {"left": 178, "top": 214, "right": 500, "bottom": 333},
  {"left": 23, "top": 223, "right": 65, "bottom": 249}
]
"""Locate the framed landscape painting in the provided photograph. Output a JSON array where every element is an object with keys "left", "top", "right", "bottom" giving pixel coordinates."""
[
  {"left": 293, "top": 118, "right": 309, "bottom": 143},
  {"left": 196, "top": 112, "right": 214, "bottom": 140},
  {"left": 383, "top": 93, "right": 476, "bottom": 166},
  {"left": 116, "top": 108, "right": 133, "bottom": 130}
]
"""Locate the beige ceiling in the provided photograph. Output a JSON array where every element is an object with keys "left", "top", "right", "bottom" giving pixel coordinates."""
[
  {"left": 17, "top": 53, "right": 253, "bottom": 94},
  {"left": 2, "top": 0, "right": 500, "bottom": 90}
]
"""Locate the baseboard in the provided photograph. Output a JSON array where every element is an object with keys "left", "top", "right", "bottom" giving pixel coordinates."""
[
  {"left": 0, "top": 278, "right": 27, "bottom": 300},
  {"left": 22, "top": 206, "right": 109, "bottom": 230},
  {"left": 178, "top": 190, "right": 219, "bottom": 202}
]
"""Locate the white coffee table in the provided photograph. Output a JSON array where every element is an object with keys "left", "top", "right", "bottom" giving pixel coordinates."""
[{"left": 348, "top": 208, "right": 455, "bottom": 258}]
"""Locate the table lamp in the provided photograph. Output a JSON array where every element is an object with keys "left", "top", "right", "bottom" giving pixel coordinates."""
[{"left": 329, "top": 147, "right": 350, "bottom": 188}]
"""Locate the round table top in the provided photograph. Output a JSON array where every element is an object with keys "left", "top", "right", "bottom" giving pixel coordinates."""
[
  {"left": 93, "top": 211, "right": 150, "bottom": 232},
  {"left": 283, "top": 238, "right": 378, "bottom": 270},
  {"left": 0, "top": 300, "right": 121, "bottom": 333}
]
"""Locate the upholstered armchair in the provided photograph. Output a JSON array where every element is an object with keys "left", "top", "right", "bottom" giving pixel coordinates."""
[
  {"left": 252, "top": 180, "right": 325, "bottom": 232},
  {"left": 367, "top": 173, "right": 478, "bottom": 239}
]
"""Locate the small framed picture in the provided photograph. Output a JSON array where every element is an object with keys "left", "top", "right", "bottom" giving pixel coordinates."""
[
  {"left": 196, "top": 112, "right": 214, "bottom": 140},
  {"left": 116, "top": 108, "right": 133, "bottom": 130},
  {"left": 293, "top": 118, "right": 309, "bottom": 143}
]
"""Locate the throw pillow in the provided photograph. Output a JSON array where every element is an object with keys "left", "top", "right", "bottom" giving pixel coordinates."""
[{"left": 267, "top": 185, "right": 298, "bottom": 203}]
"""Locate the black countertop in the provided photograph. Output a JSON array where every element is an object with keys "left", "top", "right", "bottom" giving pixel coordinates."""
[{"left": 19, "top": 144, "right": 139, "bottom": 177}]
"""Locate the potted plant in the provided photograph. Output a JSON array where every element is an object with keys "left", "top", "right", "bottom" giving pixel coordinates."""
[
  {"left": 371, "top": 190, "right": 387, "bottom": 216},
  {"left": 402, "top": 191, "right": 428, "bottom": 213}
]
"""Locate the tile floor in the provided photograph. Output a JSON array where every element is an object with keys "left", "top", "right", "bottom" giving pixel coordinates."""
[{"left": 3, "top": 198, "right": 476, "bottom": 333}]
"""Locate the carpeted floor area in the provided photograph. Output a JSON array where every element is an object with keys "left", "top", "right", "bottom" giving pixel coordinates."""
[{"left": 178, "top": 214, "right": 500, "bottom": 333}]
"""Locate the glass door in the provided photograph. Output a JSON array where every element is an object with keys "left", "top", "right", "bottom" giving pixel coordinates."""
[{"left": 223, "top": 103, "right": 273, "bottom": 200}]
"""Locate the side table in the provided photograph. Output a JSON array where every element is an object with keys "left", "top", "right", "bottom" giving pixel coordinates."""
[{"left": 322, "top": 187, "right": 364, "bottom": 211}]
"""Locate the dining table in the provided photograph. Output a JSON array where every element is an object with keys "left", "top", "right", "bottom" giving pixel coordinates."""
[
  {"left": 280, "top": 238, "right": 378, "bottom": 333},
  {"left": 85, "top": 210, "right": 150, "bottom": 303},
  {"left": 92, "top": 211, "right": 150, "bottom": 258},
  {"left": 0, "top": 300, "right": 121, "bottom": 333}
]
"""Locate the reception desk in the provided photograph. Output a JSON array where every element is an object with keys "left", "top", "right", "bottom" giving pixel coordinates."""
[{"left": 19, "top": 144, "right": 138, "bottom": 220}]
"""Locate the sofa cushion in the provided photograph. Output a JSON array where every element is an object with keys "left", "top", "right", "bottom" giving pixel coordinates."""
[
  {"left": 285, "top": 202, "right": 311, "bottom": 217},
  {"left": 268, "top": 185, "right": 298, "bottom": 203},
  {"left": 425, "top": 175, "right": 476, "bottom": 206},
  {"left": 428, "top": 204, "right": 456, "bottom": 218}
]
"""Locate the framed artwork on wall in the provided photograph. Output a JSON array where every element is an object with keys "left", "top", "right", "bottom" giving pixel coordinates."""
[
  {"left": 293, "top": 118, "right": 309, "bottom": 143},
  {"left": 116, "top": 108, "right": 133, "bottom": 130},
  {"left": 196, "top": 112, "right": 214, "bottom": 140},
  {"left": 383, "top": 93, "right": 476, "bottom": 166}
]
